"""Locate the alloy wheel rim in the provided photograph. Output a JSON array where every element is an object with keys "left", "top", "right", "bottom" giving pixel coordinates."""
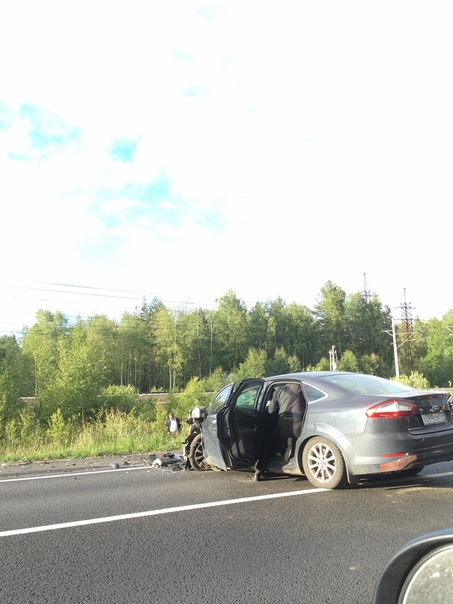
[{"left": 307, "top": 442, "right": 336, "bottom": 483}]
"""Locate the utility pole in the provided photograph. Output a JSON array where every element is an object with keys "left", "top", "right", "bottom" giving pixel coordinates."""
[
  {"left": 392, "top": 318, "right": 399, "bottom": 377},
  {"left": 329, "top": 345, "right": 337, "bottom": 371},
  {"left": 384, "top": 290, "right": 417, "bottom": 378},
  {"left": 383, "top": 318, "right": 401, "bottom": 378}
]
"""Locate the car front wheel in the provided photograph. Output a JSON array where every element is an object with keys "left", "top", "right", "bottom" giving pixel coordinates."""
[
  {"left": 302, "top": 437, "right": 347, "bottom": 489},
  {"left": 189, "top": 433, "right": 208, "bottom": 471}
]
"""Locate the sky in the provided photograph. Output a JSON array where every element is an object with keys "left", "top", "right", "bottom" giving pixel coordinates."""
[{"left": 0, "top": 1, "right": 452, "bottom": 336}]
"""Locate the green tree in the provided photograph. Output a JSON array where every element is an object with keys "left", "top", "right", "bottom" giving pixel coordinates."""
[
  {"left": 283, "top": 303, "right": 319, "bottom": 368},
  {"left": 99, "top": 384, "right": 139, "bottom": 414},
  {"left": 139, "top": 297, "right": 166, "bottom": 322},
  {"left": 174, "top": 308, "right": 209, "bottom": 385},
  {"left": 202, "top": 367, "right": 230, "bottom": 393},
  {"left": 266, "top": 347, "right": 299, "bottom": 376},
  {"left": 392, "top": 372, "right": 430, "bottom": 389},
  {"left": 404, "top": 317, "right": 429, "bottom": 377},
  {"left": 305, "top": 357, "right": 330, "bottom": 371},
  {"left": 153, "top": 307, "right": 182, "bottom": 390},
  {"left": 343, "top": 293, "right": 393, "bottom": 368},
  {"left": 358, "top": 353, "right": 384, "bottom": 376},
  {"left": 48, "top": 317, "right": 116, "bottom": 420},
  {"left": 246, "top": 302, "right": 268, "bottom": 351},
  {"left": 264, "top": 316, "right": 277, "bottom": 359},
  {"left": 118, "top": 311, "right": 154, "bottom": 391},
  {"left": 314, "top": 282, "right": 346, "bottom": 358},
  {"left": 137, "top": 297, "right": 165, "bottom": 390},
  {"left": 173, "top": 376, "right": 210, "bottom": 419},
  {"left": 236, "top": 348, "right": 267, "bottom": 381},
  {"left": 0, "top": 336, "right": 25, "bottom": 430},
  {"left": 263, "top": 297, "right": 287, "bottom": 357},
  {"left": 21, "top": 310, "right": 68, "bottom": 417},
  {"left": 214, "top": 290, "right": 248, "bottom": 372},
  {"left": 337, "top": 350, "right": 359, "bottom": 372},
  {"left": 422, "top": 313, "right": 453, "bottom": 386}
]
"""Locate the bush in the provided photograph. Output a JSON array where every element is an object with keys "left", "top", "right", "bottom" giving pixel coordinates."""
[
  {"left": 391, "top": 372, "right": 430, "bottom": 389},
  {"left": 46, "top": 408, "right": 77, "bottom": 447},
  {"left": 173, "top": 377, "right": 210, "bottom": 418},
  {"left": 99, "top": 385, "right": 139, "bottom": 414},
  {"left": 202, "top": 368, "right": 230, "bottom": 393}
]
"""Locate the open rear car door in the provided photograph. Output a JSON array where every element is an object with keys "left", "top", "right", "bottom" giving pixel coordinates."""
[{"left": 202, "top": 379, "right": 265, "bottom": 470}]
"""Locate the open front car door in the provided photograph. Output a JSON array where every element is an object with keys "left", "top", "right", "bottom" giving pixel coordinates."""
[{"left": 202, "top": 379, "right": 265, "bottom": 471}]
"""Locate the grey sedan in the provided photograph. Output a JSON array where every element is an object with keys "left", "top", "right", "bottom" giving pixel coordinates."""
[{"left": 199, "top": 372, "right": 453, "bottom": 488}]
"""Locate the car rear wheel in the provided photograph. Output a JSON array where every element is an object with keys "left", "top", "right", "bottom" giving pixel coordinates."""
[
  {"left": 302, "top": 437, "right": 347, "bottom": 489},
  {"left": 189, "top": 433, "right": 208, "bottom": 471}
]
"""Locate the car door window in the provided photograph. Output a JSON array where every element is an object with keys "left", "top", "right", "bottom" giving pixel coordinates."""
[
  {"left": 302, "top": 383, "right": 327, "bottom": 403},
  {"left": 228, "top": 382, "right": 262, "bottom": 462},
  {"left": 235, "top": 384, "right": 261, "bottom": 410}
]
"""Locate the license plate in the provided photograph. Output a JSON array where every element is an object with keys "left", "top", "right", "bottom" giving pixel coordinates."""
[{"left": 422, "top": 411, "right": 447, "bottom": 426}]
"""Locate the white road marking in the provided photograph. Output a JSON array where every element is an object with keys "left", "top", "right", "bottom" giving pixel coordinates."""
[
  {"left": 0, "top": 488, "right": 327, "bottom": 537},
  {"left": 0, "top": 466, "right": 150, "bottom": 482},
  {"left": 2, "top": 467, "right": 452, "bottom": 538},
  {"left": 3, "top": 467, "right": 453, "bottom": 484},
  {"left": 422, "top": 471, "right": 453, "bottom": 479}
]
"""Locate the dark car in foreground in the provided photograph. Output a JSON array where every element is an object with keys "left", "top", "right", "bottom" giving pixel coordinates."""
[
  {"left": 373, "top": 528, "right": 453, "bottom": 603},
  {"left": 199, "top": 372, "right": 453, "bottom": 489}
]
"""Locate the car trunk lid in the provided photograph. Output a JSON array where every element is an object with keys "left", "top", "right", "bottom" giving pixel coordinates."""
[{"left": 404, "top": 391, "right": 452, "bottom": 431}]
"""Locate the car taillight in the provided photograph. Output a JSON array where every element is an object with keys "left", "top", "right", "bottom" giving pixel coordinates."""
[{"left": 366, "top": 400, "right": 416, "bottom": 419}]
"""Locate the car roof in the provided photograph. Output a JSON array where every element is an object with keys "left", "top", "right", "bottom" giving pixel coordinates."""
[{"left": 264, "top": 371, "right": 355, "bottom": 382}]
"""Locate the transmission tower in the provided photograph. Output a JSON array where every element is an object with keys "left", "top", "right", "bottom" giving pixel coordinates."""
[
  {"left": 361, "top": 273, "right": 371, "bottom": 303},
  {"left": 397, "top": 289, "right": 415, "bottom": 373}
]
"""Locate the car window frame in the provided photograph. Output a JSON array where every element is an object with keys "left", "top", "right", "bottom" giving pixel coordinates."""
[
  {"left": 302, "top": 381, "right": 328, "bottom": 403},
  {"left": 234, "top": 382, "right": 262, "bottom": 410}
]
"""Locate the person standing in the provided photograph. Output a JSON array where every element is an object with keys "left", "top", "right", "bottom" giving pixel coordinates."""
[{"left": 166, "top": 412, "right": 181, "bottom": 435}]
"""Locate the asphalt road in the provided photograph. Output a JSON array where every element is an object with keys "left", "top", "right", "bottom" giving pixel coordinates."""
[{"left": 1, "top": 457, "right": 453, "bottom": 604}]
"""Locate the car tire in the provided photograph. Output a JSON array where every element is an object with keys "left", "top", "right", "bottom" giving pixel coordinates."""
[
  {"left": 188, "top": 433, "right": 207, "bottom": 471},
  {"left": 302, "top": 436, "right": 347, "bottom": 489}
]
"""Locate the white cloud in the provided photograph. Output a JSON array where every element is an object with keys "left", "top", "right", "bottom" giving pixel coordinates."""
[{"left": 0, "top": 1, "right": 451, "bottom": 335}]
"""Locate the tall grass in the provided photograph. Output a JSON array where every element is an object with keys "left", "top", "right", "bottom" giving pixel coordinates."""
[
  {"left": 0, "top": 405, "right": 185, "bottom": 463},
  {"left": 0, "top": 377, "right": 218, "bottom": 463}
]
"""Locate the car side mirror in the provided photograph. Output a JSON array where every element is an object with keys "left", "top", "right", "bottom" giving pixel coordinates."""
[{"left": 373, "top": 528, "right": 453, "bottom": 603}]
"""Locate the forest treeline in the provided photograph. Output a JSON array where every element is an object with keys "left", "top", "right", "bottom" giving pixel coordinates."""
[{"left": 1, "top": 281, "right": 452, "bottom": 437}]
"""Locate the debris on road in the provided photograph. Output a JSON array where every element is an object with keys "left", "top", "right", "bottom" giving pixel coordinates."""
[
  {"left": 0, "top": 450, "right": 185, "bottom": 478},
  {"left": 151, "top": 453, "right": 185, "bottom": 470}
]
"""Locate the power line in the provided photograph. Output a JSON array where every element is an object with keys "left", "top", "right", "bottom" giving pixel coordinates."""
[
  {"left": 0, "top": 281, "right": 218, "bottom": 308},
  {"left": 0, "top": 279, "right": 449, "bottom": 338}
]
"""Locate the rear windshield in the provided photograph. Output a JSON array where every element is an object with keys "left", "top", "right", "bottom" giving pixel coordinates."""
[{"left": 318, "top": 374, "right": 414, "bottom": 395}]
